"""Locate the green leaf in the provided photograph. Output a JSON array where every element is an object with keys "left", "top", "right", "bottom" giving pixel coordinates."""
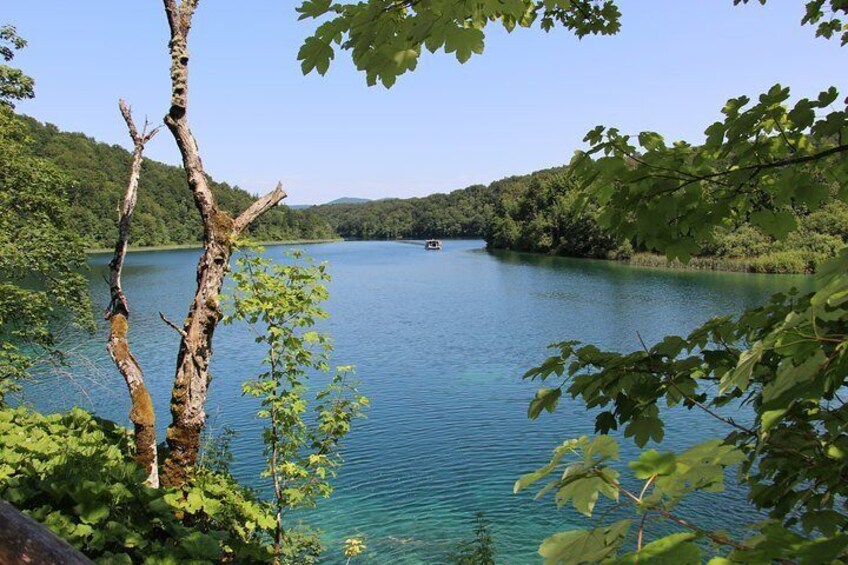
[
  {"left": 610, "top": 533, "right": 701, "bottom": 564},
  {"left": 555, "top": 472, "right": 619, "bottom": 516},
  {"left": 638, "top": 131, "right": 666, "bottom": 152},
  {"left": 750, "top": 210, "right": 797, "bottom": 239},
  {"left": 628, "top": 450, "right": 677, "bottom": 479},
  {"left": 762, "top": 349, "right": 827, "bottom": 403},
  {"left": 179, "top": 531, "right": 221, "bottom": 560},
  {"left": 74, "top": 500, "right": 110, "bottom": 525},
  {"left": 624, "top": 413, "right": 664, "bottom": 447},
  {"left": 539, "top": 520, "right": 631, "bottom": 565},
  {"left": 444, "top": 26, "right": 485, "bottom": 63},
  {"left": 528, "top": 387, "right": 562, "bottom": 419},
  {"left": 721, "top": 340, "right": 763, "bottom": 393},
  {"left": 298, "top": 37, "right": 335, "bottom": 75}
]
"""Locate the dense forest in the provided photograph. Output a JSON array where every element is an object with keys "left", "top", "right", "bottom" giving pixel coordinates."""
[
  {"left": 309, "top": 182, "right": 501, "bottom": 239},
  {"left": 16, "top": 115, "right": 336, "bottom": 248},
  {"left": 311, "top": 163, "right": 848, "bottom": 274},
  {"left": 486, "top": 167, "right": 848, "bottom": 274},
  {"left": 17, "top": 110, "right": 848, "bottom": 275}
]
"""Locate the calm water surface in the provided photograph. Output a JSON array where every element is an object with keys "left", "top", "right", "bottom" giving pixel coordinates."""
[{"left": 26, "top": 240, "right": 812, "bottom": 564}]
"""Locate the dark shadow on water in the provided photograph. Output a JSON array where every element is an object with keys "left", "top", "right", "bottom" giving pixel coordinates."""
[{"left": 484, "top": 247, "right": 815, "bottom": 293}]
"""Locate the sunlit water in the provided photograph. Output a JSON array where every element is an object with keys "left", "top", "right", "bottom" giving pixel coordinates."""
[{"left": 24, "top": 240, "right": 812, "bottom": 564}]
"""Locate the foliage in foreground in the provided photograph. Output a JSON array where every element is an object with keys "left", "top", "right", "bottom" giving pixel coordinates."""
[
  {"left": 515, "top": 3, "right": 848, "bottom": 560},
  {"left": 0, "top": 405, "right": 324, "bottom": 564},
  {"left": 224, "top": 245, "right": 368, "bottom": 564},
  {"left": 0, "top": 247, "right": 364, "bottom": 564},
  {"left": 0, "top": 107, "right": 94, "bottom": 403}
]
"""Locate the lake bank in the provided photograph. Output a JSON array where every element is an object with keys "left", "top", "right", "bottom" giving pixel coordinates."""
[
  {"left": 334, "top": 238, "right": 821, "bottom": 276},
  {"left": 485, "top": 243, "right": 821, "bottom": 276},
  {"left": 106, "top": 236, "right": 822, "bottom": 277},
  {"left": 85, "top": 237, "right": 344, "bottom": 254}
]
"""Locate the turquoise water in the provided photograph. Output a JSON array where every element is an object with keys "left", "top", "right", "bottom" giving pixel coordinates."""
[{"left": 25, "top": 240, "right": 812, "bottom": 564}]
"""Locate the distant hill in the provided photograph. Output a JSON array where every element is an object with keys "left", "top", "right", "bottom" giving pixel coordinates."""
[
  {"left": 326, "top": 197, "right": 371, "bottom": 205},
  {"left": 307, "top": 171, "right": 567, "bottom": 240},
  {"left": 16, "top": 114, "right": 336, "bottom": 247},
  {"left": 287, "top": 197, "right": 371, "bottom": 210}
]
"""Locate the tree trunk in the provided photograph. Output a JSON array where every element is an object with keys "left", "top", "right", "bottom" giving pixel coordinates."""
[
  {"left": 105, "top": 100, "right": 160, "bottom": 488},
  {"left": 0, "top": 501, "right": 94, "bottom": 565},
  {"left": 159, "top": 0, "right": 286, "bottom": 488}
]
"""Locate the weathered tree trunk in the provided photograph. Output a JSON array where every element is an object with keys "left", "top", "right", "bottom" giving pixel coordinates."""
[
  {"left": 0, "top": 501, "right": 94, "bottom": 564},
  {"left": 159, "top": 0, "right": 286, "bottom": 488},
  {"left": 105, "top": 100, "right": 160, "bottom": 488}
]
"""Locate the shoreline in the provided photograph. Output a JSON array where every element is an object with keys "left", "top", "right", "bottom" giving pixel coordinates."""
[
  {"left": 88, "top": 237, "right": 819, "bottom": 277},
  {"left": 311, "top": 237, "right": 819, "bottom": 276},
  {"left": 86, "top": 238, "right": 344, "bottom": 255},
  {"left": 480, "top": 245, "right": 817, "bottom": 277}
]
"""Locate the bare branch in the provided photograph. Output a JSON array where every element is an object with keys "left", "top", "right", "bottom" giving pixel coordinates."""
[
  {"left": 233, "top": 182, "right": 288, "bottom": 234},
  {"left": 107, "top": 99, "right": 160, "bottom": 488},
  {"left": 119, "top": 99, "right": 140, "bottom": 145},
  {"left": 179, "top": 0, "right": 201, "bottom": 37},
  {"left": 162, "top": 0, "right": 180, "bottom": 38},
  {"left": 159, "top": 312, "right": 188, "bottom": 339}
]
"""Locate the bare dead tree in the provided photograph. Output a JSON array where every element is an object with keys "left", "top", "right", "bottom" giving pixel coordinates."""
[
  {"left": 105, "top": 100, "right": 161, "bottom": 487},
  {"left": 159, "top": 0, "right": 287, "bottom": 487}
]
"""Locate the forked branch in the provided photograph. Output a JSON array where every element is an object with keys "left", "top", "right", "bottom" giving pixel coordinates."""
[{"left": 233, "top": 182, "right": 288, "bottom": 234}]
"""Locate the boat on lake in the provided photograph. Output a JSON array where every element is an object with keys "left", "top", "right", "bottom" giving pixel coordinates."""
[{"left": 425, "top": 239, "right": 443, "bottom": 250}]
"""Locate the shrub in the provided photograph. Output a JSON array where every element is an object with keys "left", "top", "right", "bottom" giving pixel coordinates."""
[
  {"left": 0, "top": 406, "right": 320, "bottom": 564},
  {"left": 749, "top": 250, "right": 812, "bottom": 274},
  {"left": 707, "top": 225, "right": 772, "bottom": 258}
]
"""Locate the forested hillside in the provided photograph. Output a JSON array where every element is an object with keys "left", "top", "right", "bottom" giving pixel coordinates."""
[
  {"left": 487, "top": 166, "right": 848, "bottom": 274},
  {"left": 310, "top": 183, "right": 496, "bottom": 239},
  {"left": 20, "top": 107, "right": 847, "bottom": 275},
  {"left": 310, "top": 159, "right": 848, "bottom": 275},
  {"left": 16, "top": 115, "right": 336, "bottom": 248},
  {"left": 310, "top": 171, "right": 567, "bottom": 240}
]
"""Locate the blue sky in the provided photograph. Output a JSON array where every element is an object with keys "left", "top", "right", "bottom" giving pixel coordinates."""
[{"left": 4, "top": 1, "right": 846, "bottom": 205}]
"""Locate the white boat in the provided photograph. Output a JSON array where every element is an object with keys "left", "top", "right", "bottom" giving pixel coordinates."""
[{"left": 424, "top": 239, "right": 443, "bottom": 250}]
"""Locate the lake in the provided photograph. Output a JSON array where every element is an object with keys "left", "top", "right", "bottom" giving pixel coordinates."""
[{"left": 24, "top": 240, "right": 811, "bottom": 564}]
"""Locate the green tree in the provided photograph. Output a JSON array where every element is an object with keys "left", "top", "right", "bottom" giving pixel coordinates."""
[
  {"left": 0, "top": 107, "right": 93, "bottom": 403},
  {"left": 0, "top": 26, "right": 91, "bottom": 402},
  {"left": 224, "top": 245, "right": 368, "bottom": 565},
  {"left": 298, "top": 0, "right": 621, "bottom": 87},
  {"left": 508, "top": 3, "right": 848, "bottom": 563},
  {"left": 0, "top": 25, "right": 34, "bottom": 108}
]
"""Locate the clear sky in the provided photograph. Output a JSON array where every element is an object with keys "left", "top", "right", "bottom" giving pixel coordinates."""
[{"left": 4, "top": 1, "right": 846, "bottom": 205}]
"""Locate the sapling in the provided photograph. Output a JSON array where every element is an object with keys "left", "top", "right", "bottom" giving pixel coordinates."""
[{"left": 223, "top": 243, "right": 367, "bottom": 564}]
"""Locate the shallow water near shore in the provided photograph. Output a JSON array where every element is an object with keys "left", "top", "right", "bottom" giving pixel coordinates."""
[{"left": 25, "top": 240, "right": 812, "bottom": 564}]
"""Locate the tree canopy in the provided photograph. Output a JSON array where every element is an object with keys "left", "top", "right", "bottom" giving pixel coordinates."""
[
  {"left": 298, "top": 0, "right": 621, "bottom": 87},
  {"left": 0, "top": 25, "right": 34, "bottom": 109},
  {"left": 13, "top": 114, "right": 336, "bottom": 248},
  {"left": 0, "top": 110, "right": 93, "bottom": 403},
  {"left": 502, "top": 2, "right": 848, "bottom": 562}
]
